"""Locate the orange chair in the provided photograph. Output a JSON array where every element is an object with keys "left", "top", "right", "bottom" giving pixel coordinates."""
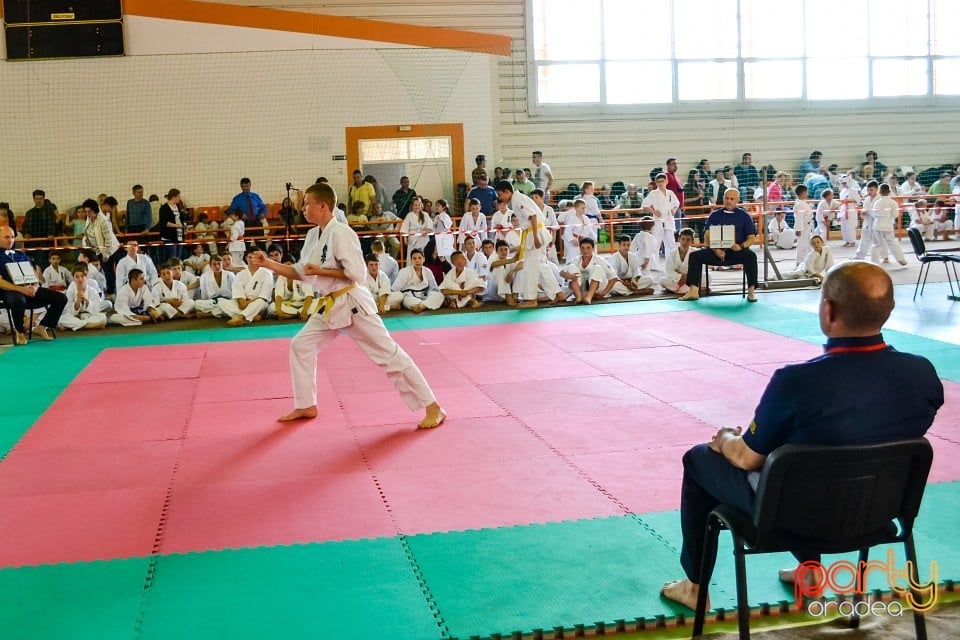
[
  {"left": 267, "top": 202, "right": 282, "bottom": 219},
  {"left": 196, "top": 206, "right": 224, "bottom": 223}
]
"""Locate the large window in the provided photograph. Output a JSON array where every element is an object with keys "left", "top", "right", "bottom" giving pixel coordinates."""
[{"left": 530, "top": 0, "right": 958, "bottom": 106}]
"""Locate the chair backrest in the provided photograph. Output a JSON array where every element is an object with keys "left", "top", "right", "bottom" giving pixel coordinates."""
[
  {"left": 752, "top": 439, "right": 933, "bottom": 550},
  {"left": 907, "top": 227, "right": 926, "bottom": 259}
]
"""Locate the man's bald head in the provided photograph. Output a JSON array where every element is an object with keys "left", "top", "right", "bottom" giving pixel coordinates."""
[
  {"left": 0, "top": 226, "right": 14, "bottom": 248},
  {"left": 821, "top": 261, "right": 894, "bottom": 335},
  {"left": 722, "top": 189, "right": 740, "bottom": 208}
]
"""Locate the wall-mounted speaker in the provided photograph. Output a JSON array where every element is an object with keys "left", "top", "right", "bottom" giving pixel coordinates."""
[
  {"left": 5, "top": 21, "right": 124, "bottom": 60},
  {"left": 2, "top": 0, "right": 123, "bottom": 25}
]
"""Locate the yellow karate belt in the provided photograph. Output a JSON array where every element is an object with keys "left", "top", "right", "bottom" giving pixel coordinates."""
[
  {"left": 517, "top": 223, "right": 546, "bottom": 261},
  {"left": 313, "top": 283, "right": 358, "bottom": 321}
]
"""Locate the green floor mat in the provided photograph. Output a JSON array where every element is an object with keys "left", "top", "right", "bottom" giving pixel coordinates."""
[
  {"left": 138, "top": 540, "right": 441, "bottom": 640},
  {"left": 407, "top": 516, "right": 683, "bottom": 639},
  {"left": 0, "top": 557, "right": 150, "bottom": 640}
]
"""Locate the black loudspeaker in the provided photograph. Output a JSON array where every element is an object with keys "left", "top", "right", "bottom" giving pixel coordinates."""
[
  {"left": 2, "top": 0, "right": 122, "bottom": 24},
  {"left": 5, "top": 22, "right": 124, "bottom": 59}
]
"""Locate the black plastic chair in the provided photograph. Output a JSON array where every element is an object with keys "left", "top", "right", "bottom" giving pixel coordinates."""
[
  {"left": 692, "top": 438, "right": 934, "bottom": 640},
  {"left": 907, "top": 227, "right": 960, "bottom": 300}
]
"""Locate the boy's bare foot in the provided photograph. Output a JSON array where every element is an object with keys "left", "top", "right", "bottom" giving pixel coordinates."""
[
  {"left": 469, "top": 299, "right": 481, "bottom": 309},
  {"left": 277, "top": 406, "right": 318, "bottom": 422},
  {"left": 227, "top": 315, "right": 245, "bottom": 326},
  {"left": 417, "top": 403, "right": 446, "bottom": 429},
  {"left": 660, "top": 578, "right": 708, "bottom": 611},
  {"left": 412, "top": 304, "right": 425, "bottom": 313},
  {"left": 517, "top": 300, "right": 538, "bottom": 308},
  {"left": 552, "top": 292, "right": 567, "bottom": 304}
]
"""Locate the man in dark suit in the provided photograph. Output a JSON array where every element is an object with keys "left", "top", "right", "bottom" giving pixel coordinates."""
[{"left": 0, "top": 226, "right": 66, "bottom": 344}]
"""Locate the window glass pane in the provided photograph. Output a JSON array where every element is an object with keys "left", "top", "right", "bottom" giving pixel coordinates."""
[
  {"left": 931, "top": 0, "right": 960, "bottom": 55},
  {"left": 741, "top": 0, "right": 804, "bottom": 57},
  {"left": 807, "top": 58, "right": 869, "bottom": 99},
  {"left": 532, "top": 0, "right": 601, "bottom": 61},
  {"left": 678, "top": 61, "right": 737, "bottom": 100},
  {"left": 872, "top": 59, "right": 928, "bottom": 96},
  {"left": 537, "top": 64, "right": 601, "bottom": 103},
  {"left": 408, "top": 138, "right": 451, "bottom": 160},
  {"left": 605, "top": 61, "right": 673, "bottom": 103},
  {"left": 933, "top": 58, "right": 960, "bottom": 94},
  {"left": 870, "top": 0, "right": 928, "bottom": 56},
  {"left": 806, "top": 0, "right": 868, "bottom": 58},
  {"left": 744, "top": 60, "right": 803, "bottom": 99},
  {"left": 673, "top": 0, "right": 738, "bottom": 59},
  {"left": 605, "top": 0, "right": 672, "bottom": 60}
]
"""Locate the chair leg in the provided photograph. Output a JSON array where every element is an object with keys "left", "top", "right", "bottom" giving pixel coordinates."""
[
  {"left": 913, "top": 263, "right": 925, "bottom": 300},
  {"left": 920, "top": 261, "right": 932, "bottom": 297},
  {"left": 903, "top": 535, "right": 928, "bottom": 640},
  {"left": 733, "top": 538, "right": 751, "bottom": 639},
  {"left": 693, "top": 518, "right": 722, "bottom": 637},
  {"left": 849, "top": 548, "right": 869, "bottom": 629}
]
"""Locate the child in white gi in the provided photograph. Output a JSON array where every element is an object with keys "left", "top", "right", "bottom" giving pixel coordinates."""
[
  {"left": 226, "top": 209, "right": 246, "bottom": 266},
  {"left": 432, "top": 198, "right": 456, "bottom": 263},
  {"left": 489, "top": 199, "right": 514, "bottom": 244},
  {"left": 631, "top": 217, "right": 661, "bottom": 275},
  {"left": 854, "top": 180, "right": 882, "bottom": 261},
  {"left": 400, "top": 196, "right": 432, "bottom": 262},
  {"left": 792, "top": 185, "right": 815, "bottom": 266},
  {"left": 184, "top": 244, "right": 211, "bottom": 275},
  {"left": 42, "top": 252, "right": 72, "bottom": 291},
  {"left": 195, "top": 255, "right": 236, "bottom": 318},
  {"left": 767, "top": 211, "right": 796, "bottom": 249},
  {"left": 110, "top": 269, "right": 162, "bottom": 326},
  {"left": 253, "top": 182, "right": 444, "bottom": 428},
  {"left": 838, "top": 175, "right": 861, "bottom": 247},
  {"left": 193, "top": 213, "right": 220, "bottom": 257},
  {"left": 815, "top": 188, "right": 839, "bottom": 241},
  {"left": 560, "top": 237, "right": 618, "bottom": 304},
  {"left": 439, "top": 250, "right": 485, "bottom": 309},
  {"left": 60, "top": 266, "right": 107, "bottom": 331},
  {"left": 76, "top": 250, "right": 112, "bottom": 312},
  {"left": 365, "top": 254, "right": 394, "bottom": 314},
  {"left": 531, "top": 189, "right": 560, "bottom": 265},
  {"left": 930, "top": 200, "right": 955, "bottom": 240},
  {"left": 461, "top": 237, "right": 490, "bottom": 281},
  {"left": 661, "top": 227, "right": 695, "bottom": 295},
  {"left": 788, "top": 235, "right": 834, "bottom": 283},
  {"left": 486, "top": 239, "right": 521, "bottom": 304},
  {"left": 607, "top": 234, "right": 654, "bottom": 296},
  {"left": 641, "top": 172, "right": 681, "bottom": 257},
  {"left": 457, "top": 199, "right": 487, "bottom": 251},
  {"left": 561, "top": 198, "right": 596, "bottom": 263},
  {"left": 871, "top": 183, "right": 908, "bottom": 266},
  {"left": 272, "top": 256, "right": 316, "bottom": 320},
  {"left": 152, "top": 265, "right": 195, "bottom": 319},
  {"left": 386, "top": 249, "right": 445, "bottom": 312},
  {"left": 371, "top": 240, "right": 399, "bottom": 284},
  {"left": 219, "top": 249, "right": 274, "bottom": 326}
]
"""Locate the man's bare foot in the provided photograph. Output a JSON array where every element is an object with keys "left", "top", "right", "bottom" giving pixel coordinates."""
[
  {"left": 417, "top": 403, "right": 446, "bottom": 429},
  {"left": 678, "top": 285, "right": 700, "bottom": 301},
  {"left": 517, "top": 300, "right": 538, "bottom": 308},
  {"left": 34, "top": 326, "right": 54, "bottom": 341},
  {"left": 747, "top": 290, "right": 758, "bottom": 303},
  {"left": 779, "top": 565, "right": 823, "bottom": 587},
  {"left": 277, "top": 406, "right": 318, "bottom": 422},
  {"left": 660, "top": 578, "right": 708, "bottom": 611},
  {"left": 14, "top": 331, "right": 27, "bottom": 346}
]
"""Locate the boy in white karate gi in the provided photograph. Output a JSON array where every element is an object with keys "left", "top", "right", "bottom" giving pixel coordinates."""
[
  {"left": 184, "top": 244, "right": 211, "bottom": 275},
  {"left": 42, "top": 252, "right": 72, "bottom": 291},
  {"left": 788, "top": 235, "right": 834, "bottom": 283},
  {"left": 371, "top": 240, "right": 399, "bottom": 284},
  {"left": 495, "top": 180, "right": 559, "bottom": 308},
  {"left": 76, "top": 250, "right": 112, "bottom": 312},
  {"left": 661, "top": 228, "right": 695, "bottom": 295},
  {"left": 226, "top": 208, "right": 247, "bottom": 267},
  {"left": 854, "top": 180, "right": 881, "bottom": 261},
  {"left": 607, "top": 234, "right": 654, "bottom": 296},
  {"left": 815, "top": 188, "right": 839, "bottom": 241},
  {"left": 767, "top": 211, "right": 796, "bottom": 249},
  {"left": 110, "top": 269, "right": 162, "bottom": 326},
  {"left": 486, "top": 239, "right": 521, "bottom": 304},
  {"left": 59, "top": 265, "right": 107, "bottom": 331},
  {"left": 219, "top": 249, "right": 274, "bottom": 326},
  {"left": 631, "top": 217, "right": 661, "bottom": 275},
  {"left": 641, "top": 172, "right": 680, "bottom": 257},
  {"left": 152, "top": 265, "right": 195, "bottom": 319},
  {"left": 560, "top": 237, "right": 619, "bottom": 304},
  {"left": 439, "top": 250, "right": 485, "bottom": 309},
  {"left": 195, "top": 254, "right": 236, "bottom": 318},
  {"left": 365, "top": 254, "right": 393, "bottom": 314},
  {"left": 837, "top": 175, "right": 860, "bottom": 247},
  {"left": 461, "top": 237, "right": 490, "bottom": 281},
  {"left": 252, "top": 182, "right": 444, "bottom": 428},
  {"left": 792, "top": 185, "right": 816, "bottom": 266},
  {"left": 871, "top": 183, "right": 908, "bottom": 266},
  {"left": 386, "top": 248, "right": 445, "bottom": 313},
  {"left": 531, "top": 189, "right": 560, "bottom": 265},
  {"left": 272, "top": 256, "right": 316, "bottom": 320}
]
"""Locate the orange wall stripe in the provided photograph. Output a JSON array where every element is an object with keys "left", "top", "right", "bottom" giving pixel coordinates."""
[{"left": 123, "top": 0, "right": 511, "bottom": 56}]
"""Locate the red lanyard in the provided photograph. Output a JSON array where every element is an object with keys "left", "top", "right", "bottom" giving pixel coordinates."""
[{"left": 825, "top": 342, "right": 887, "bottom": 355}]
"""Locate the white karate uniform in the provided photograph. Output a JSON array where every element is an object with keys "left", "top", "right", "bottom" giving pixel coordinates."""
[
  {"left": 511, "top": 191, "right": 553, "bottom": 302},
  {"left": 84, "top": 262, "right": 109, "bottom": 303},
  {"left": 838, "top": 186, "right": 860, "bottom": 244},
  {"left": 539, "top": 204, "right": 560, "bottom": 265},
  {"left": 907, "top": 206, "right": 936, "bottom": 241},
  {"left": 151, "top": 279, "right": 195, "bottom": 318},
  {"left": 218, "top": 266, "right": 273, "bottom": 322},
  {"left": 193, "top": 221, "right": 219, "bottom": 256},
  {"left": 660, "top": 246, "right": 692, "bottom": 294},
  {"left": 641, "top": 188, "right": 680, "bottom": 255},
  {"left": 439, "top": 266, "right": 485, "bottom": 307},
  {"left": 433, "top": 212, "right": 455, "bottom": 260},
  {"left": 767, "top": 217, "right": 796, "bottom": 249},
  {"left": 42, "top": 265, "right": 72, "bottom": 290},
  {"left": 110, "top": 284, "right": 158, "bottom": 326},
  {"left": 560, "top": 211, "right": 597, "bottom": 262},
  {"left": 606, "top": 251, "right": 653, "bottom": 295},
  {"left": 855, "top": 194, "right": 881, "bottom": 260},
  {"left": 489, "top": 209, "right": 514, "bottom": 243},
  {"left": 195, "top": 269, "right": 236, "bottom": 317},
  {"left": 465, "top": 251, "right": 490, "bottom": 280},
  {"left": 184, "top": 252, "right": 212, "bottom": 275},
  {"left": 228, "top": 219, "right": 246, "bottom": 265},
  {"left": 386, "top": 266, "right": 445, "bottom": 311},
  {"left": 631, "top": 231, "right": 662, "bottom": 274},
  {"left": 400, "top": 212, "right": 433, "bottom": 261},
  {"left": 116, "top": 253, "right": 159, "bottom": 288},
  {"left": 365, "top": 270, "right": 393, "bottom": 311},
  {"left": 871, "top": 196, "right": 907, "bottom": 264},
  {"left": 289, "top": 219, "right": 437, "bottom": 411},
  {"left": 457, "top": 212, "right": 488, "bottom": 251},
  {"left": 581, "top": 194, "right": 602, "bottom": 222},
  {"left": 270, "top": 275, "right": 316, "bottom": 316},
  {"left": 486, "top": 255, "right": 520, "bottom": 301},
  {"left": 562, "top": 254, "right": 617, "bottom": 296},
  {"left": 792, "top": 200, "right": 816, "bottom": 265},
  {"left": 376, "top": 252, "right": 400, "bottom": 283},
  {"left": 815, "top": 198, "right": 839, "bottom": 241},
  {"left": 60, "top": 284, "right": 107, "bottom": 330},
  {"left": 788, "top": 245, "right": 834, "bottom": 279}
]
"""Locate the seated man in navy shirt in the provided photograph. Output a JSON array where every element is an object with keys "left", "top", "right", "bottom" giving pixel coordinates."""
[
  {"left": 679, "top": 189, "right": 759, "bottom": 303},
  {"left": 661, "top": 261, "right": 944, "bottom": 610},
  {"left": 0, "top": 226, "right": 67, "bottom": 344}
]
